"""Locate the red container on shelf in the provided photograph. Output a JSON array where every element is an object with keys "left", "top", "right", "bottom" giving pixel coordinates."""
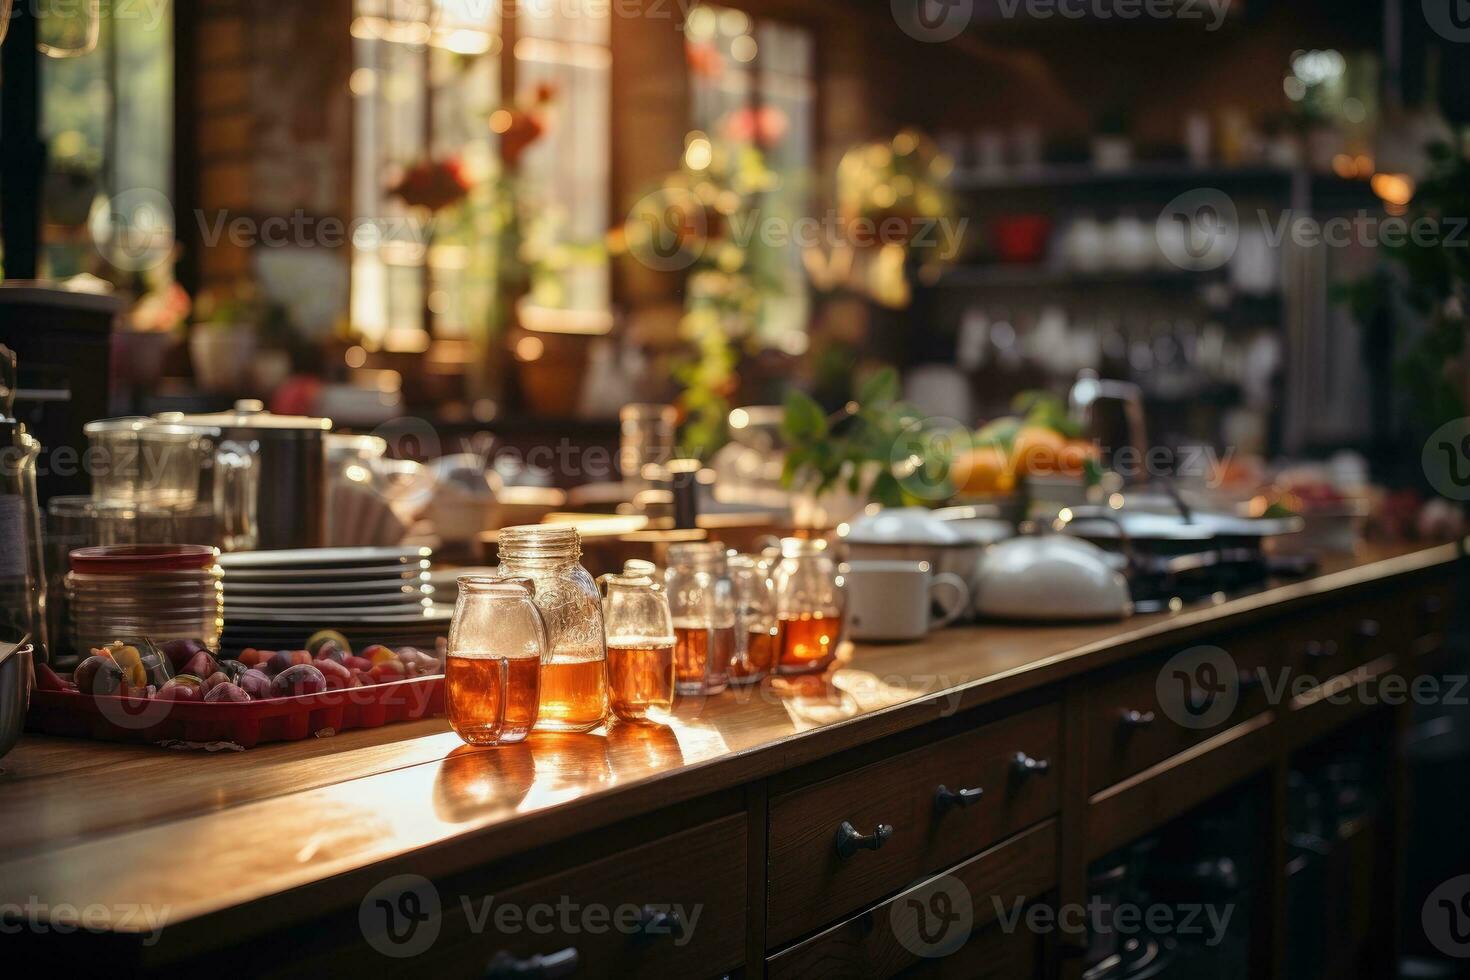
[
  {"left": 69, "top": 544, "right": 220, "bottom": 574},
  {"left": 27, "top": 675, "right": 444, "bottom": 748}
]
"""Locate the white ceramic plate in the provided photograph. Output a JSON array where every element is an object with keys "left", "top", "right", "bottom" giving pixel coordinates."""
[
  {"left": 218, "top": 547, "right": 431, "bottom": 569},
  {"left": 222, "top": 577, "right": 431, "bottom": 596},
  {"left": 220, "top": 564, "right": 429, "bottom": 583}
]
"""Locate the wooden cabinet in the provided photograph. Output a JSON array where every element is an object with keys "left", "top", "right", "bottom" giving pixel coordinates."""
[
  {"left": 767, "top": 702, "right": 1060, "bottom": 947},
  {"left": 767, "top": 821, "right": 1057, "bottom": 979},
  {"left": 423, "top": 816, "right": 747, "bottom": 979}
]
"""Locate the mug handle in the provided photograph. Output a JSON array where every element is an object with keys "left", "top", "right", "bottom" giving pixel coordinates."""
[{"left": 927, "top": 573, "right": 970, "bottom": 630}]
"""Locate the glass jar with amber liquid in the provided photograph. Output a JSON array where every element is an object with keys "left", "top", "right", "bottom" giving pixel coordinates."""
[
  {"left": 729, "top": 554, "right": 777, "bottom": 685},
  {"left": 497, "top": 524, "right": 608, "bottom": 733},
  {"left": 446, "top": 577, "right": 546, "bottom": 745},
  {"left": 772, "top": 538, "right": 845, "bottom": 674},
  {"left": 601, "top": 563, "right": 676, "bottom": 723},
  {"left": 664, "top": 541, "right": 735, "bottom": 695}
]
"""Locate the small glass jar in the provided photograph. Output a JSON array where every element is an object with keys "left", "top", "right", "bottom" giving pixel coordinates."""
[
  {"left": 497, "top": 524, "right": 608, "bottom": 733},
  {"left": 602, "top": 566, "right": 676, "bottom": 723},
  {"left": 446, "top": 577, "right": 546, "bottom": 746},
  {"left": 664, "top": 541, "right": 735, "bottom": 695},
  {"left": 728, "top": 555, "right": 777, "bottom": 685},
  {"left": 772, "top": 538, "right": 845, "bottom": 675}
]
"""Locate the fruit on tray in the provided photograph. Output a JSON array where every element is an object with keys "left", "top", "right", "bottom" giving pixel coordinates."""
[
  {"left": 271, "top": 664, "right": 327, "bottom": 697},
  {"left": 307, "top": 630, "right": 352, "bottom": 660},
  {"left": 56, "top": 636, "right": 445, "bottom": 704}
]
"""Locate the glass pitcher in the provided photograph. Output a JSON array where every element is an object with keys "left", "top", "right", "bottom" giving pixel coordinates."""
[
  {"left": 497, "top": 524, "right": 608, "bottom": 733},
  {"left": 665, "top": 541, "right": 735, "bottom": 695},
  {"left": 772, "top": 538, "right": 845, "bottom": 675},
  {"left": 447, "top": 577, "right": 546, "bottom": 746},
  {"left": 0, "top": 345, "right": 47, "bottom": 655},
  {"left": 602, "top": 565, "right": 675, "bottom": 723}
]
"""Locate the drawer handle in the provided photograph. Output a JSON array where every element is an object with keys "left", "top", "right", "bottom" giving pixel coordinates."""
[
  {"left": 1303, "top": 640, "right": 1339, "bottom": 660},
  {"left": 636, "top": 905, "right": 686, "bottom": 943},
  {"left": 485, "top": 947, "right": 580, "bottom": 979},
  {"left": 935, "top": 784, "right": 985, "bottom": 810},
  {"left": 1012, "top": 752, "right": 1050, "bottom": 777},
  {"left": 1355, "top": 619, "right": 1381, "bottom": 640},
  {"left": 835, "top": 820, "right": 893, "bottom": 858},
  {"left": 1119, "top": 709, "right": 1156, "bottom": 729}
]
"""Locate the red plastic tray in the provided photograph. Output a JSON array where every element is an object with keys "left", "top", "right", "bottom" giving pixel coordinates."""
[
  {"left": 26, "top": 675, "right": 444, "bottom": 748},
  {"left": 70, "top": 544, "right": 219, "bottom": 574}
]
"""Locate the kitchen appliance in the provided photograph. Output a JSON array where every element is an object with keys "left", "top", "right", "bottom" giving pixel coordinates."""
[
  {"left": 158, "top": 400, "right": 332, "bottom": 551},
  {"left": 974, "top": 534, "right": 1132, "bottom": 622},
  {"left": 0, "top": 344, "right": 48, "bottom": 655}
]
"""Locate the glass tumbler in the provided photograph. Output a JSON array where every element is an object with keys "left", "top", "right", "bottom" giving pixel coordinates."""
[
  {"left": 497, "top": 524, "right": 608, "bottom": 733},
  {"left": 729, "top": 555, "right": 777, "bottom": 685},
  {"left": 665, "top": 541, "right": 735, "bottom": 695},
  {"left": 446, "top": 577, "right": 546, "bottom": 746},
  {"left": 602, "top": 566, "right": 676, "bottom": 723},
  {"left": 772, "top": 538, "right": 846, "bottom": 675}
]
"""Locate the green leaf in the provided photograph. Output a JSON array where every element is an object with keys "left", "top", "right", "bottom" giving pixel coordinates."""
[
  {"left": 782, "top": 389, "right": 828, "bottom": 444},
  {"left": 857, "top": 367, "right": 901, "bottom": 408}
]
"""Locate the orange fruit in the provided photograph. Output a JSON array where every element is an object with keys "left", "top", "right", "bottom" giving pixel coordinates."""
[{"left": 1010, "top": 426, "right": 1068, "bottom": 478}]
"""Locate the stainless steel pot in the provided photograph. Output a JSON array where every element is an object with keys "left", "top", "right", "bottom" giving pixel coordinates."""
[{"left": 158, "top": 401, "right": 332, "bottom": 551}]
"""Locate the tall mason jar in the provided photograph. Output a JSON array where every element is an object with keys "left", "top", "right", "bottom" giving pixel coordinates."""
[
  {"left": 772, "top": 538, "right": 845, "bottom": 674},
  {"left": 664, "top": 541, "right": 735, "bottom": 695},
  {"left": 497, "top": 524, "right": 608, "bottom": 732}
]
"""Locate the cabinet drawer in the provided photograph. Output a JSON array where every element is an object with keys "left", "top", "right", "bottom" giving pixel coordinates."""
[
  {"left": 425, "top": 815, "right": 746, "bottom": 979},
  {"left": 767, "top": 820, "right": 1056, "bottom": 979},
  {"left": 767, "top": 702, "right": 1059, "bottom": 947},
  {"left": 1086, "top": 629, "right": 1286, "bottom": 794}
]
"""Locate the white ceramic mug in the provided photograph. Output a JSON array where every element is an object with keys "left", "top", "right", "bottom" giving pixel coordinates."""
[{"left": 843, "top": 560, "right": 969, "bottom": 642}]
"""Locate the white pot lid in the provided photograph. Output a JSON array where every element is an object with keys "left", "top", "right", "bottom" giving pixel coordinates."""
[{"left": 844, "top": 507, "right": 968, "bottom": 546}]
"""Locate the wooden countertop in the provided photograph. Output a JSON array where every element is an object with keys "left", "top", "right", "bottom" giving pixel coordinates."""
[{"left": 1, "top": 539, "right": 1462, "bottom": 949}]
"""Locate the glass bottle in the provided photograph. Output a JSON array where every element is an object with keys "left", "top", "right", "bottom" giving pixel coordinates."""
[
  {"left": 664, "top": 541, "right": 735, "bottom": 695},
  {"left": 772, "top": 538, "right": 845, "bottom": 675},
  {"left": 497, "top": 525, "right": 608, "bottom": 733},
  {"left": 729, "top": 555, "right": 777, "bottom": 685},
  {"left": 446, "top": 577, "right": 546, "bottom": 746},
  {"left": 602, "top": 566, "right": 676, "bottom": 723}
]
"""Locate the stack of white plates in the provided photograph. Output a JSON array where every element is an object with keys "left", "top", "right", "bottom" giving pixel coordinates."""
[
  {"left": 67, "top": 545, "right": 224, "bottom": 654},
  {"left": 218, "top": 547, "right": 451, "bottom": 654}
]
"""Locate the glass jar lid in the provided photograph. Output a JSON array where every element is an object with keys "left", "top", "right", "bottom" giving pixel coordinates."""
[{"left": 498, "top": 524, "right": 582, "bottom": 561}]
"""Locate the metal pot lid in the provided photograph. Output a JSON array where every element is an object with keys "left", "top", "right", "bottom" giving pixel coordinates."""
[{"left": 157, "top": 400, "right": 332, "bottom": 433}]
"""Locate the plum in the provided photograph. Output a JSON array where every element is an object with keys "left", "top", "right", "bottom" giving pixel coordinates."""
[
  {"left": 158, "top": 638, "right": 205, "bottom": 672},
  {"left": 239, "top": 669, "right": 272, "bottom": 700},
  {"left": 219, "top": 660, "right": 249, "bottom": 683},
  {"left": 74, "top": 655, "right": 124, "bottom": 696},
  {"left": 314, "top": 658, "right": 353, "bottom": 690},
  {"left": 351, "top": 670, "right": 375, "bottom": 688},
  {"left": 290, "top": 650, "right": 313, "bottom": 666},
  {"left": 266, "top": 651, "right": 294, "bottom": 677},
  {"left": 361, "top": 644, "right": 397, "bottom": 666},
  {"left": 156, "top": 683, "right": 200, "bottom": 702},
  {"left": 369, "top": 660, "right": 406, "bottom": 684},
  {"left": 238, "top": 648, "right": 267, "bottom": 667},
  {"left": 181, "top": 650, "right": 221, "bottom": 681},
  {"left": 202, "top": 671, "right": 231, "bottom": 694},
  {"left": 204, "top": 682, "right": 250, "bottom": 703},
  {"left": 343, "top": 655, "right": 373, "bottom": 672},
  {"left": 271, "top": 664, "right": 327, "bottom": 697}
]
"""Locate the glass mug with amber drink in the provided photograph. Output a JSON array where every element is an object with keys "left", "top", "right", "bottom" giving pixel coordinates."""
[
  {"left": 497, "top": 525, "right": 608, "bottom": 733},
  {"left": 729, "top": 555, "right": 777, "bottom": 685},
  {"left": 772, "top": 538, "right": 845, "bottom": 674},
  {"left": 601, "top": 564, "right": 676, "bottom": 723},
  {"left": 664, "top": 542, "right": 735, "bottom": 695},
  {"left": 446, "top": 577, "right": 545, "bottom": 746}
]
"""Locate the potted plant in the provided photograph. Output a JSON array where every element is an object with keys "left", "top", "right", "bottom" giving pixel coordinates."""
[{"left": 189, "top": 284, "right": 261, "bottom": 392}]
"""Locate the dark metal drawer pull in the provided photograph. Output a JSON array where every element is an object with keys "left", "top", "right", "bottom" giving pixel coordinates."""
[
  {"left": 835, "top": 820, "right": 893, "bottom": 858},
  {"left": 637, "top": 905, "right": 686, "bottom": 942},
  {"left": 1012, "top": 752, "right": 1051, "bottom": 776},
  {"left": 1355, "top": 619, "right": 1381, "bottom": 640},
  {"left": 1119, "top": 709, "right": 1156, "bottom": 729},
  {"left": 1303, "top": 640, "right": 1339, "bottom": 659},
  {"left": 935, "top": 784, "right": 985, "bottom": 810},
  {"left": 485, "top": 947, "right": 580, "bottom": 979}
]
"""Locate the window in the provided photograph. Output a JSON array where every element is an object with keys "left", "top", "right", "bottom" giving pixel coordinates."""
[
  {"left": 350, "top": 0, "right": 610, "bottom": 358},
  {"left": 685, "top": 4, "right": 814, "bottom": 351}
]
